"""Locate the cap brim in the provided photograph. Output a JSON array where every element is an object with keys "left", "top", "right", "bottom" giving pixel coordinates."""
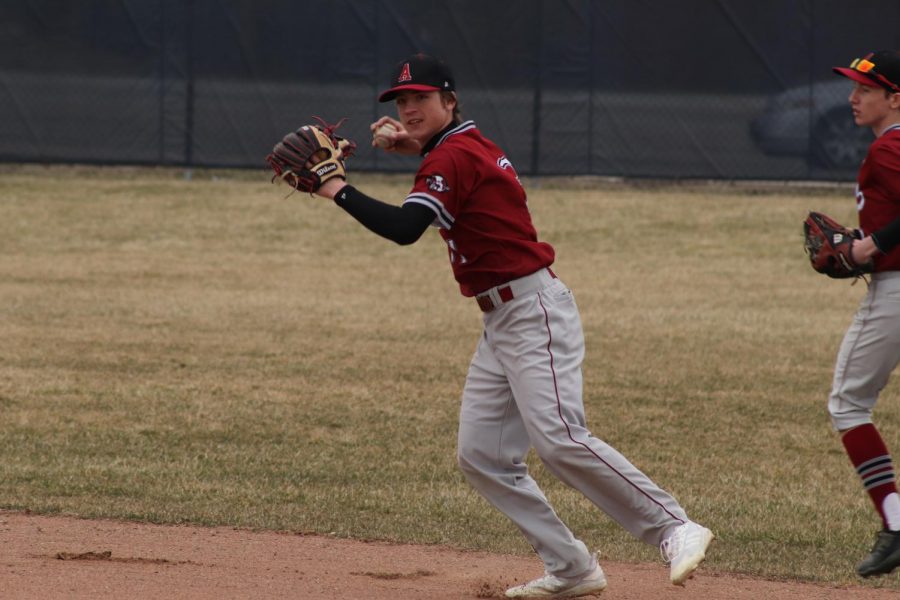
[
  {"left": 378, "top": 84, "right": 441, "bottom": 103},
  {"left": 833, "top": 67, "right": 880, "bottom": 87}
]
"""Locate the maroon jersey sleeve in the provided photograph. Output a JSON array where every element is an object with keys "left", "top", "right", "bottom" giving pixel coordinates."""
[
  {"left": 859, "top": 130, "right": 900, "bottom": 271},
  {"left": 868, "top": 140, "right": 900, "bottom": 197},
  {"left": 403, "top": 151, "right": 464, "bottom": 230}
]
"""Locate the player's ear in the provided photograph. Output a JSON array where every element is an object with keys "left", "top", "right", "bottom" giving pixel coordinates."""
[
  {"left": 890, "top": 92, "right": 900, "bottom": 110},
  {"left": 441, "top": 91, "right": 457, "bottom": 110}
]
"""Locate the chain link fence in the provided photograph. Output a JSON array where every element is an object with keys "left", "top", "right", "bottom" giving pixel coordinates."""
[{"left": 1, "top": 0, "right": 898, "bottom": 180}]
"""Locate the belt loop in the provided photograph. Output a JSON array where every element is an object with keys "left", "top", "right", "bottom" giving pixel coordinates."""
[{"left": 487, "top": 287, "right": 503, "bottom": 307}]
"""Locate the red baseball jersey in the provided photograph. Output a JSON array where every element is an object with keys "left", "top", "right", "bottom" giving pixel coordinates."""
[
  {"left": 403, "top": 121, "right": 555, "bottom": 296},
  {"left": 857, "top": 124, "right": 900, "bottom": 272}
]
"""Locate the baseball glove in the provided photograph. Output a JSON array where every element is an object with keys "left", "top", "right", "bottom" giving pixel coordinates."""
[
  {"left": 266, "top": 117, "right": 357, "bottom": 193},
  {"left": 803, "top": 211, "right": 873, "bottom": 279}
]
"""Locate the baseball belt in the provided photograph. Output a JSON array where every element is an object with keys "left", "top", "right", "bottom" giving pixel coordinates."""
[{"left": 475, "top": 268, "right": 557, "bottom": 312}]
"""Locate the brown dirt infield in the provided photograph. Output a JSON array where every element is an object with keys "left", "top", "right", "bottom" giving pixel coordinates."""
[{"left": 2, "top": 510, "right": 898, "bottom": 599}]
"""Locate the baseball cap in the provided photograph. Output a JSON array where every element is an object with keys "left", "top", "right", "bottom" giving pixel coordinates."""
[
  {"left": 378, "top": 53, "right": 455, "bottom": 103},
  {"left": 833, "top": 50, "right": 900, "bottom": 93}
]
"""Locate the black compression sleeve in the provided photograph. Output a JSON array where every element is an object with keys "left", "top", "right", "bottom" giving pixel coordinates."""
[
  {"left": 872, "top": 216, "right": 900, "bottom": 254},
  {"left": 333, "top": 185, "right": 435, "bottom": 245}
]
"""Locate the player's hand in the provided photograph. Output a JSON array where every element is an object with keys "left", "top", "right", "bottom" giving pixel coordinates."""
[
  {"left": 370, "top": 117, "right": 421, "bottom": 155},
  {"left": 300, "top": 148, "right": 346, "bottom": 200},
  {"left": 851, "top": 235, "right": 878, "bottom": 265},
  {"left": 316, "top": 178, "right": 347, "bottom": 200}
]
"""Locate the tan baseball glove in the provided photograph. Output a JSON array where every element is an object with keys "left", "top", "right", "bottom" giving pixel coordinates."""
[{"left": 266, "top": 117, "right": 356, "bottom": 193}]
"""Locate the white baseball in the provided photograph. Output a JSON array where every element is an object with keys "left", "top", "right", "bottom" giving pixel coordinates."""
[{"left": 374, "top": 123, "right": 397, "bottom": 148}]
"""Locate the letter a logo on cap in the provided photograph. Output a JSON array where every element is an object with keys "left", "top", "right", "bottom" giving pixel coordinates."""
[{"left": 397, "top": 62, "right": 412, "bottom": 83}]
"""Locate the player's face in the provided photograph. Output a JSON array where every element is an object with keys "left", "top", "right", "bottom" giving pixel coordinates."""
[
  {"left": 848, "top": 82, "right": 900, "bottom": 133},
  {"left": 394, "top": 90, "right": 454, "bottom": 145}
]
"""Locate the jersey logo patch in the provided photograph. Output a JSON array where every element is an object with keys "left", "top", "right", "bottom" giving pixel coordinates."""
[
  {"left": 497, "top": 155, "right": 522, "bottom": 186},
  {"left": 426, "top": 174, "right": 450, "bottom": 193}
]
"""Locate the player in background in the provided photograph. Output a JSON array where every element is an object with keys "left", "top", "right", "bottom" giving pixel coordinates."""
[
  {"left": 828, "top": 49, "right": 900, "bottom": 577},
  {"left": 313, "top": 53, "right": 713, "bottom": 597}
]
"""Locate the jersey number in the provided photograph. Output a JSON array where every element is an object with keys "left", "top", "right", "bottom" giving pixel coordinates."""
[{"left": 445, "top": 237, "right": 468, "bottom": 265}]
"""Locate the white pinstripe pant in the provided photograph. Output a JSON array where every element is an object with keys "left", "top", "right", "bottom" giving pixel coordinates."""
[{"left": 456, "top": 276, "right": 687, "bottom": 579}]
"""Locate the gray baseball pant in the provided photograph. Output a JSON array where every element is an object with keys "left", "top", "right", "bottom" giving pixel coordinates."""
[
  {"left": 457, "top": 274, "right": 688, "bottom": 579},
  {"left": 829, "top": 271, "right": 900, "bottom": 431}
]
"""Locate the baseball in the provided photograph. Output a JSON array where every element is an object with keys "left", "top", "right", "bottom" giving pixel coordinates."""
[{"left": 374, "top": 123, "right": 397, "bottom": 148}]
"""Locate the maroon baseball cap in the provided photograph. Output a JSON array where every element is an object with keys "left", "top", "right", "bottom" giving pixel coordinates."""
[
  {"left": 378, "top": 53, "right": 455, "bottom": 103},
  {"left": 833, "top": 50, "right": 900, "bottom": 93}
]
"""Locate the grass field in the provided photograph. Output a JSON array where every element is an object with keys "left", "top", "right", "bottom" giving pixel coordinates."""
[{"left": 1, "top": 165, "right": 898, "bottom": 589}]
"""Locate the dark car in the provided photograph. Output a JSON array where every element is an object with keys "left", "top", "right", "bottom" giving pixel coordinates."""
[{"left": 751, "top": 79, "right": 873, "bottom": 170}]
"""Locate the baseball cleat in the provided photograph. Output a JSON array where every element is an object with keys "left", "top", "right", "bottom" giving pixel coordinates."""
[
  {"left": 857, "top": 529, "right": 900, "bottom": 577},
  {"left": 660, "top": 521, "right": 714, "bottom": 585},
  {"left": 505, "top": 558, "right": 607, "bottom": 598}
]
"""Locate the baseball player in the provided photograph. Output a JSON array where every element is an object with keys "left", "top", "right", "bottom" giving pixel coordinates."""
[
  {"left": 279, "top": 53, "right": 713, "bottom": 597},
  {"left": 827, "top": 49, "right": 900, "bottom": 577}
]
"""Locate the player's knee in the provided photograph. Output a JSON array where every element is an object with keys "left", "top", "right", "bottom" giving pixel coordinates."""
[
  {"left": 530, "top": 436, "right": 581, "bottom": 469},
  {"left": 456, "top": 445, "right": 484, "bottom": 478},
  {"left": 528, "top": 422, "right": 584, "bottom": 458}
]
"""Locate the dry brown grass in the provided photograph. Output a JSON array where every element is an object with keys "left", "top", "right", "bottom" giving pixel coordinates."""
[{"left": 0, "top": 165, "right": 898, "bottom": 588}]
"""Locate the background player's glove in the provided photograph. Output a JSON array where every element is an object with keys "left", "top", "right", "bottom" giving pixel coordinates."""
[
  {"left": 266, "top": 117, "right": 356, "bottom": 193},
  {"left": 803, "top": 211, "right": 874, "bottom": 279}
]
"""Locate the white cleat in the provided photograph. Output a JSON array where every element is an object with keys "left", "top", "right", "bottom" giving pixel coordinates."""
[
  {"left": 505, "top": 560, "right": 607, "bottom": 598},
  {"left": 660, "top": 521, "right": 714, "bottom": 585}
]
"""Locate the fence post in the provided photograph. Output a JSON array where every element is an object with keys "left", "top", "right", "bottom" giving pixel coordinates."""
[
  {"left": 184, "top": 0, "right": 195, "bottom": 167},
  {"left": 530, "top": 0, "right": 543, "bottom": 176}
]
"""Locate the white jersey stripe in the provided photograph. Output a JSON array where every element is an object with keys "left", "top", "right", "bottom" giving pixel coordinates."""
[
  {"left": 404, "top": 193, "right": 454, "bottom": 229},
  {"left": 433, "top": 120, "right": 477, "bottom": 149}
]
